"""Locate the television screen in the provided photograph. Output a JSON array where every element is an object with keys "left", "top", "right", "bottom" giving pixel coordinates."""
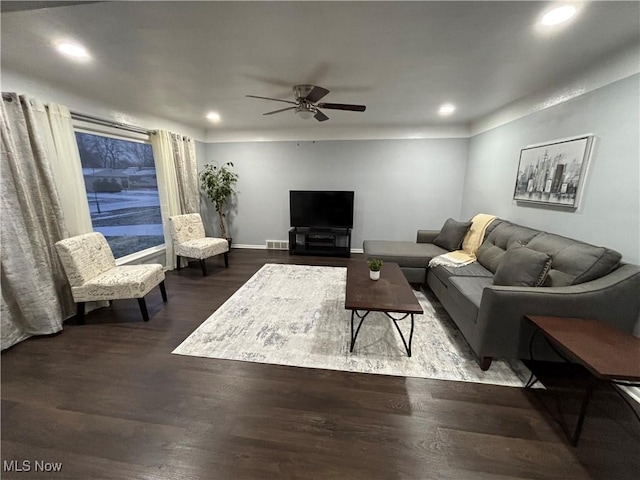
[{"left": 290, "top": 191, "right": 354, "bottom": 228}]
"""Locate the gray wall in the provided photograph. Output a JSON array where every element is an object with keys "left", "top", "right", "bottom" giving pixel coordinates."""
[
  {"left": 461, "top": 74, "right": 640, "bottom": 264},
  {"left": 200, "top": 138, "right": 469, "bottom": 249},
  {"left": 195, "top": 140, "right": 207, "bottom": 167}
]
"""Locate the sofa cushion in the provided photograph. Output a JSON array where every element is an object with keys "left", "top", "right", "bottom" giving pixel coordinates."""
[
  {"left": 363, "top": 240, "right": 449, "bottom": 269},
  {"left": 430, "top": 261, "right": 493, "bottom": 288},
  {"left": 526, "top": 233, "right": 621, "bottom": 286},
  {"left": 433, "top": 218, "right": 472, "bottom": 251},
  {"left": 493, "top": 245, "right": 552, "bottom": 287},
  {"left": 476, "top": 221, "right": 541, "bottom": 273},
  {"left": 448, "top": 276, "right": 494, "bottom": 324}
]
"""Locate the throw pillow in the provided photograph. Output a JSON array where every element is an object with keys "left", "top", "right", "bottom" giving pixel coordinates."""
[
  {"left": 493, "top": 245, "right": 552, "bottom": 287},
  {"left": 433, "top": 218, "right": 472, "bottom": 251}
]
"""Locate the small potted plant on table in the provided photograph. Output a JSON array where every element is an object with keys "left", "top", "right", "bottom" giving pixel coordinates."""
[{"left": 367, "top": 258, "right": 383, "bottom": 281}]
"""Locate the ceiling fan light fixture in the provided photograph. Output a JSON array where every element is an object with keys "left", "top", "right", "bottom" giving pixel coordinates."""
[{"left": 296, "top": 106, "right": 315, "bottom": 120}]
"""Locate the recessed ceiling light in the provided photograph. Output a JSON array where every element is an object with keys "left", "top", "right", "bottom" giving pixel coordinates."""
[
  {"left": 438, "top": 103, "right": 456, "bottom": 116},
  {"left": 55, "top": 41, "right": 91, "bottom": 61},
  {"left": 206, "top": 112, "right": 221, "bottom": 123},
  {"left": 540, "top": 5, "right": 577, "bottom": 26}
]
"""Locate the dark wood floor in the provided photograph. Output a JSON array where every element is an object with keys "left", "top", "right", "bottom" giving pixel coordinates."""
[{"left": 2, "top": 249, "right": 639, "bottom": 479}]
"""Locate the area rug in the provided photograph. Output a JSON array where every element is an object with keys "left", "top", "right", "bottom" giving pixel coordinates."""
[{"left": 173, "top": 264, "right": 533, "bottom": 387}]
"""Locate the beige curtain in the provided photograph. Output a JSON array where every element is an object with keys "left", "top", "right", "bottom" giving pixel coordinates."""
[
  {"left": 46, "top": 103, "right": 93, "bottom": 236},
  {"left": 1, "top": 93, "right": 75, "bottom": 350},
  {"left": 27, "top": 99, "right": 93, "bottom": 236},
  {"left": 170, "top": 133, "right": 199, "bottom": 214},
  {"left": 151, "top": 130, "right": 183, "bottom": 269}
]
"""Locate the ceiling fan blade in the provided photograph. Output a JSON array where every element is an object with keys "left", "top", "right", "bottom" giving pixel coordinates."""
[
  {"left": 317, "top": 103, "right": 366, "bottom": 112},
  {"left": 263, "top": 106, "right": 296, "bottom": 116},
  {"left": 305, "top": 86, "right": 330, "bottom": 103},
  {"left": 314, "top": 110, "right": 329, "bottom": 122},
  {"left": 246, "top": 95, "right": 297, "bottom": 105}
]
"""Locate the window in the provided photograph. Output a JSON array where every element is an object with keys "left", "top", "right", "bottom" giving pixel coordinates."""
[{"left": 75, "top": 131, "right": 164, "bottom": 258}]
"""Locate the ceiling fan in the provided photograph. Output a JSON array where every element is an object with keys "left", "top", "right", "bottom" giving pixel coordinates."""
[{"left": 246, "top": 84, "right": 366, "bottom": 122}]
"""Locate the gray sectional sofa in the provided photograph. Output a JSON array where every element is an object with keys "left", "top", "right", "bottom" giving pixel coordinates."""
[{"left": 363, "top": 219, "right": 640, "bottom": 370}]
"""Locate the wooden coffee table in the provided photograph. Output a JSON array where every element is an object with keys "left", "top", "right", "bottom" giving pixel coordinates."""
[{"left": 345, "top": 260, "right": 423, "bottom": 357}]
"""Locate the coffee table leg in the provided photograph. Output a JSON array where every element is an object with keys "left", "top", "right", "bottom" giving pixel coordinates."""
[
  {"left": 570, "top": 379, "right": 595, "bottom": 446},
  {"left": 350, "top": 310, "right": 355, "bottom": 351},
  {"left": 350, "top": 310, "right": 369, "bottom": 352},
  {"left": 386, "top": 312, "right": 414, "bottom": 357},
  {"left": 408, "top": 314, "right": 414, "bottom": 357}
]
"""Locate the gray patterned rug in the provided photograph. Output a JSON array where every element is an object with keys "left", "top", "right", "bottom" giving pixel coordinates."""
[{"left": 173, "top": 263, "right": 532, "bottom": 387}]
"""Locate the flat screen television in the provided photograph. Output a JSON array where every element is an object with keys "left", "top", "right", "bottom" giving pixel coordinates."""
[{"left": 290, "top": 190, "right": 354, "bottom": 229}]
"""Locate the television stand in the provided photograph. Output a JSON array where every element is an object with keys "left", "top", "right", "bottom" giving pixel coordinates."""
[{"left": 289, "top": 227, "right": 351, "bottom": 257}]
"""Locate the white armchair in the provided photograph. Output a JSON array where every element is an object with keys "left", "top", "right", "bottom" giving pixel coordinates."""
[
  {"left": 169, "top": 213, "right": 229, "bottom": 276},
  {"left": 55, "top": 232, "right": 167, "bottom": 324}
]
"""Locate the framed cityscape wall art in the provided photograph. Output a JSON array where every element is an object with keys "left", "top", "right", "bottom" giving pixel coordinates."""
[{"left": 513, "top": 135, "right": 594, "bottom": 208}]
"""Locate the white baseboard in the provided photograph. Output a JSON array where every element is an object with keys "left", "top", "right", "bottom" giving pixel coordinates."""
[{"left": 231, "top": 244, "right": 266, "bottom": 250}]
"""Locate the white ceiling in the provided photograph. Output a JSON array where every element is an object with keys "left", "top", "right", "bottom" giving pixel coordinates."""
[{"left": 2, "top": 1, "right": 639, "bottom": 136}]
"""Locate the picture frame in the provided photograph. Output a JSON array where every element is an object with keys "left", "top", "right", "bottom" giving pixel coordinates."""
[{"left": 513, "top": 134, "right": 594, "bottom": 208}]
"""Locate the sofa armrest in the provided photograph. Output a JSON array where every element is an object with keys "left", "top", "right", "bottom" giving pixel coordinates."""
[
  {"left": 471, "top": 264, "right": 640, "bottom": 359},
  {"left": 417, "top": 230, "right": 440, "bottom": 244}
]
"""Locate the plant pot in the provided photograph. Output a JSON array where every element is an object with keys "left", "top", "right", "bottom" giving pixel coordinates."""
[{"left": 369, "top": 270, "right": 380, "bottom": 281}]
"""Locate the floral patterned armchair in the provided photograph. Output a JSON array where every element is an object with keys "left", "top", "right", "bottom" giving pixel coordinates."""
[
  {"left": 55, "top": 232, "right": 167, "bottom": 323},
  {"left": 169, "top": 213, "right": 229, "bottom": 276}
]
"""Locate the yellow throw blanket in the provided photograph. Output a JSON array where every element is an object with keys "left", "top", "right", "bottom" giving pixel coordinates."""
[{"left": 429, "top": 214, "right": 497, "bottom": 268}]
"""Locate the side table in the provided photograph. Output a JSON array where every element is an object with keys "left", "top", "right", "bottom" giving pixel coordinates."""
[{"left": 525, "top": 315, "right": 640, "bottom": 446}]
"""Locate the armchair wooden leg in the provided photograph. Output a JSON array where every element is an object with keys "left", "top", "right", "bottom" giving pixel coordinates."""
[
  {"left": 199, "top": 259, "right": 207, "bottom": 276},
  {"left": 76, "top": 302, "right": 86, "bottom": 325},
  {"left": 223, "top": 252, "right": 229, "bottom": 268},
  {"left": 159, "top": 281, "right": 167, "bottom": 302},
  {"left": 137, "top": 298, "right": 149, "bottom": 322},
  {"left": 176, "top": 255, "right": 181, "bottom": 270}
]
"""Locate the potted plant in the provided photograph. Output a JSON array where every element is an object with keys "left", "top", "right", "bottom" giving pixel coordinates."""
[
  {"left": 199, "top": 161, "right": 238, "bottom": 245},
  {"left": 367, "top": 258, "right": 383, "bottom": 281}
]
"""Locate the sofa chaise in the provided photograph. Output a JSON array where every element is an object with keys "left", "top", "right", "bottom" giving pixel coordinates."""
[{"left": 363, "top": 218, "right": 640, "bottom": 370}]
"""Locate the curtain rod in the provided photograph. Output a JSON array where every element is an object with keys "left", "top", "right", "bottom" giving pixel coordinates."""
[{"left": 70, "top": 111, "right": 154, "bottom": 136}]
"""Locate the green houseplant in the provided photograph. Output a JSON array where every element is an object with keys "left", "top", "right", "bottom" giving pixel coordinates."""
[
  {"left": 199, "top": 161, "right": 238, "bottom": 241},
  {"left": 366, "top": 258, "right": 383, "bottom": 280}
]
